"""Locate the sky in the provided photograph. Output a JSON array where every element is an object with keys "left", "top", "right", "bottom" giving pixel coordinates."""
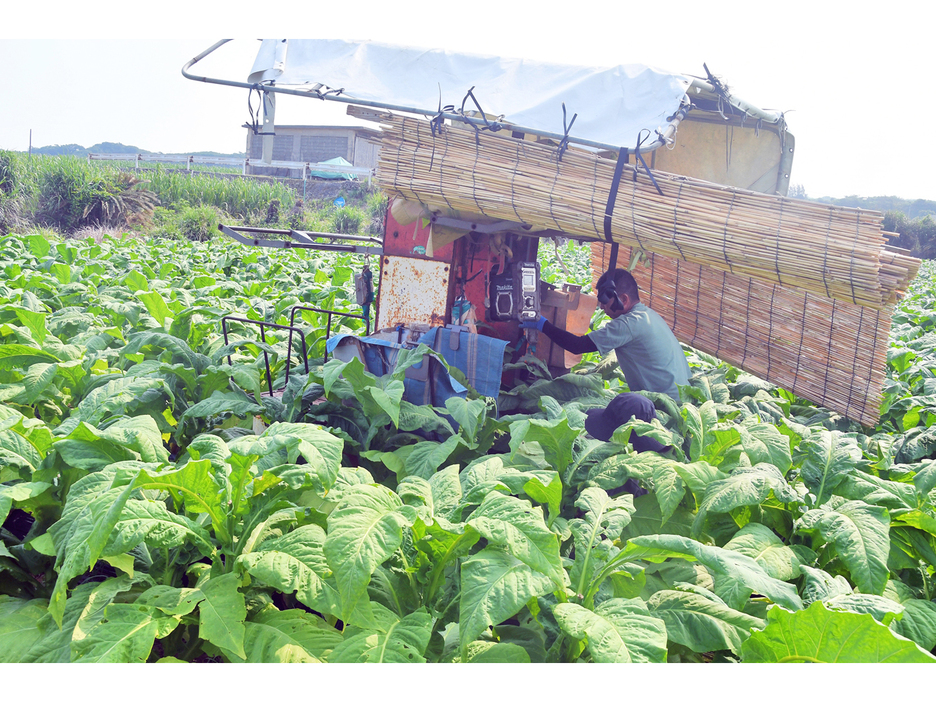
[{"left": 1, "top": 0, "right": 933, "bottom": 201}]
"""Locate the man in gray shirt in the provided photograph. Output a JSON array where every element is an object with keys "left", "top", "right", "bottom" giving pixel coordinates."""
[{"left": 521, "top": 267, "right": 690, "bottom": 453}]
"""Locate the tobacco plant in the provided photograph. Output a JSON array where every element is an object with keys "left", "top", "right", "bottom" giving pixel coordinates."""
[{"left": 1, "top": 234, "right": 936, "bottom": 663}]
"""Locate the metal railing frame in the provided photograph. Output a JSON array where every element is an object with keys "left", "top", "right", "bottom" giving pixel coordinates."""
[
  {"left": 289, "top": 306, "right": 371, "bottom": 362},
  {"left": 221, "top": 316, "right": 308, "bottom": 397}
]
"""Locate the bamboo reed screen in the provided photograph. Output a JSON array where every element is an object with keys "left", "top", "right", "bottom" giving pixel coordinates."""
[
  {"left": 375, "top": 114, "right": 921, "bottom": 426},
  {"left": 591, "top": 242, "right": 890, "bottom": 426}
]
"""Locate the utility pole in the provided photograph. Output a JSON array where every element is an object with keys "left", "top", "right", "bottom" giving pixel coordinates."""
[{"left": 28, "top": 129, "right": 32, "bottom": 159}]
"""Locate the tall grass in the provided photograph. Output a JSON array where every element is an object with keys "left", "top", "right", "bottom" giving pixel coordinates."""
[{"left": 142, "top": 166, "right": 297, "bottom": 219}]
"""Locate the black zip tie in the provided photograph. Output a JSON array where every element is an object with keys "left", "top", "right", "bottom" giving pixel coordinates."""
[
  {"left": 427, "top": 84, "right": 452, "bottom": 171},
  {"left": 740, "top": 277, "right": 753, "bottom": 368},
  {"left": 820, "top": 210, "right": 833, "bottom": 299},
  {"left": 438, "top": 126, "right": 455, "bottom": 212},
  {"left": 774, "top": 197, "right": 784, "bottom": 283},
  {"left": 556, "top": 103, "right": 578, "bottom": 162},
  {"left": 848, "top": 211, "right": 860, "bottom": 305},
  {"left": 688, "top": 259, "right": 703, "bottom": 350},
  {"left": 459, "top": 87, "right": 503, "bottom": 145},
  {"left": 412, "top": 118, "right": 428, "bottom": 210},
  {"left": 672, "top": 179, "right": 687, "bottom": 261},
  {"left": 470, "top": 128, "right": 488, "bottom": 218},
  {"left": 766, "top": 277, "right": 777, "bottom": 381},
  {"left": 629, "top": 153, "right": 645, "bottom": 257},
  {"left": 246, "top": 83, "right": 263, "bottom": 135},
  {"left": 721, "top": 191, "right": 737, "bottom": 275},
  {"left": 715, "top": 270, "right": 728, "bottom": 360},
  {"left": 846, "top": 305, "right": 865, "bottom": 422},
  {"left": 509, "top": 140, "right": 525, "bottom": 225},
  {"left": 864, "top": 308, "right": 882, "bottom": 422},
  {"left": 633, "top": 130, "right": 665, "bottom": 197},
  {"left": 703, "top": 63, "right": 733, "bottom": 121},
  {"left": 589, "top": 156, "right": 603, "bottom": 239},
  {"left": 792, "top": 290, "right": 809, "bottom": 394},
  {"left": 820, "top": 301, "right": 837, "bottom": 410},
  {"left": 548, "top": 142, "right": 564, "bottom": 231}
]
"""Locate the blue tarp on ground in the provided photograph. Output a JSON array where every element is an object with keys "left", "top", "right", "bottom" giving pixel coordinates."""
[{"left": 310, "top": 156, "right": 356, "bottom": 180}]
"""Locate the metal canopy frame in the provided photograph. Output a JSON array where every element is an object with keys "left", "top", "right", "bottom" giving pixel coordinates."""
[
  {"left": 182, "top": 39, "right": 699, "bottom": 157},
  {"left": 219, "top": 224, "right": 383, "bottom": 255}
]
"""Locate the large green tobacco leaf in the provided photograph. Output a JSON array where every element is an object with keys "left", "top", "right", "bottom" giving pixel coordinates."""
[
  {"left": 396, "top": 434, "right": 467, "bottom": 480},
  {"left": 197, "top": 572, "right": 247, "bottom": 659},
  {"left": 620, "top": 494, "right": 696, "bottom": 540},
  {"left": 70, "top": 602, "right": 179, "bottom": 663},
  {"left": 459, "top": 546, "right": 555, "bottom": 654},
  {"left": 0, "top": 343, "right": 61, "bottom": 367},
  {"left": 625, "top": 534, "right": 802, "bottom": 611},
  {"left": 647, "top": 588, "right": 764, "bottom": 654},
  {"left": 610, "top": 452, "right": 687, "bottom": 524},
  {"left": 0, "top": 410, "right": 53, "bottom": 479},
  {"left": 738, "top": 422, "right": 792, "bottom": 475},
  {"left": 741, "top": 602, "right": 936, "bottom": 662},
  {"left": 330, "top": 606, "right": 433, "bottom": 663},
  {"left": 444, "top": 396, "right": 488, "bottom": 443},
  {"left": 553, "top": 598, "right": 668, "bottom": 663},
  {"left": 522, "top": 472, "right": 562, "bottom": 524},
  {"left": 569, "top": 487, "right": 635, "bottom": 598},
  {"left": 12, "top": 307, "right": 48, "bottom": 344},
  {"left": 462, "top": 641, "right": 531, "bottom": 663},
  {"left": 0, "top": 596, "right": 48, "bottom": 663},
  {"left": 324, "top": 484, "right": 417, "bottom": 624},
  {"left": 251, "top": 422, "right": 344, "bottom": 485},
  {"left": 47, "top": 475, "right": 139, "bottom": 626},
  {"left": 0, "top": 480, "right": 51, "bottom": 525},
  {"left": 467, "top": 492, "right": 564, "bottom": 589},
  {"left": 236, "top": 524, "right": 342, "bottom": 620},
  {"left": 18, "top": 582, "right": 95, "bottom": 662},
  {"left": 136, "top": 460, "right": 227, "bottom": 541},
  {"left": 799, "top": 564, "right": 854, "bottom": 606},
  {"left": 234, "top": 608, "right": 343, "bottom": 663},
  {"left": 797, "top": 501, "right": 890, "bottom": 595},
  {"left": 103, "top": 498, "right": 215, "bottom": 559},
  {"left": 672, "top": 461, "right": 728, "bottom": 508},
  {"left": 796, "top": 430, "right": 863, "bottom": 506},
  {"left": 508, "top": 416, "right": 579, "bottom": 475},
  {"left": 54, "top": 414, "right": 169, "bottom": 471},
  {"left": 884, "top": 580, "right": 936, "bottom": 651},
  {"left": 681, "top": 401, "right": 742, "bottom": 466},
  {"left": 325, "top": 356, "right": 404, "bottom": 427},
  {"left": 179, "top": 390, "right": 261, "bottom": 424},
  {"left": 692, "top": 463, "right": 799, "bottom": 537},
  {"left": 723, "top": 523, "right": 804, "bottom": 581},
  {"left": 71, "top": 574, "right": 139, "bottom": 649},
  {"left": 397, "top": 464, "right": 462, "bottom": 523},
  {"left": 71, "top": 376, "right": 174, "bottom": 427},
  {"left": 833, "top": 470, "right": 918, "bottom": 510}
]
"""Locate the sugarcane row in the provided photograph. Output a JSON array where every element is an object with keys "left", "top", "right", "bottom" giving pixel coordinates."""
[
  {"left": 590, "top": 244, "right": 889, "bottom": 427},
  {"left": 376, "top": 115, "right": 920, "bottom": 313}
]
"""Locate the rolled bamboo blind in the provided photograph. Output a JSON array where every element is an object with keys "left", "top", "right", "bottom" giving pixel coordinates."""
[
  {"left": 375, "top": 114, "right": 921, "bottom": 425},
  {"left": 591, "top": 242, "right": 891, "bottom": 426}
]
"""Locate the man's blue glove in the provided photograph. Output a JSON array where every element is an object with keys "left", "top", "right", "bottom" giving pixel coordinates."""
[{"left": 520, "top": 315, "right": 547, "bottom": 331}]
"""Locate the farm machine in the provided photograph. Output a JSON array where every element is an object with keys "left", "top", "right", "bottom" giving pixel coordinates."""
[{"left": 179, "top": 38, "right": 917, "bottom": 426}]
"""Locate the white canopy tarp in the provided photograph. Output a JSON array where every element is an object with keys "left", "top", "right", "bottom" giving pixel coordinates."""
[{"left": 248, "top": 39, "right": 691, "bottom": 149}]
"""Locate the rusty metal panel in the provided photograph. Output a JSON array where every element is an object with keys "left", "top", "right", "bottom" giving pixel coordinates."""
[{"left": 376, "top": 256, "right": 451, "bottom": 330}]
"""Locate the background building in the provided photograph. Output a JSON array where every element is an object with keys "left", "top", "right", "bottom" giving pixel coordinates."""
[{"left": 245, "top": 125, "right": 381, "bottom": 177}]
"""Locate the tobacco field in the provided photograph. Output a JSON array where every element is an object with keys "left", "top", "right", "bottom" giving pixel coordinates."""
[{"left": 1, "top": 228, "right": 936, "bottom": 663}]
